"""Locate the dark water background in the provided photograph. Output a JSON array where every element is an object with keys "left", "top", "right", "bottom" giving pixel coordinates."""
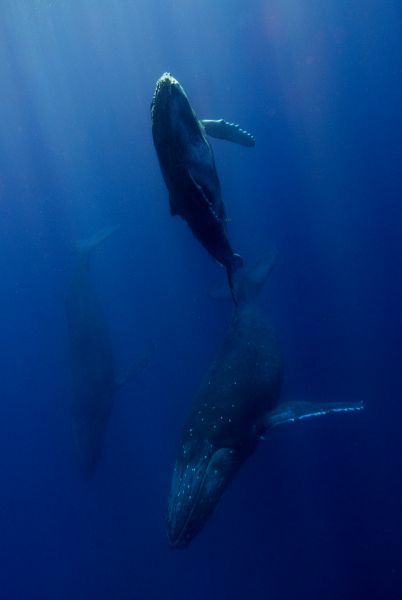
[{"left": 0, "top": 1, "right": 401, "bottom": 598}]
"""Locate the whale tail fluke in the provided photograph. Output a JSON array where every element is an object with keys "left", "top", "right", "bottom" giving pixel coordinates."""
[
  {"left": 265, "top": 400, "right": 364, "bottom": 430},
  {"left": 226, "top": 254, "right": 244, "bottom": 305},
  {"left": 215, "top": 251, "right": 276, "bottom": 305},
  {"left": 76, "top": 225, "right": 119, "bottom": 257}
]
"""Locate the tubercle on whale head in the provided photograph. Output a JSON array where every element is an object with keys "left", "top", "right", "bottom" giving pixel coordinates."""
[
  {"left": 151, "top": 73, "right": 182, "bottom": 114},
  {"left": 166, "top": 440, "right": 239, "bottom": 548},
  {"left": 151, "top": 72, "right": 176, "bottom": 102},
  {"left": 151, "top": 72, "right": 196, "bottom": 133},
  {"left": 156, "top": 72, "right": 179, "bottom": 89}
]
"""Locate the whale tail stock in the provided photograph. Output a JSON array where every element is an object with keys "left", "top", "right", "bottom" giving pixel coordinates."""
[{"left": 216, "top": 251, "right": 276, "bottom": 305}]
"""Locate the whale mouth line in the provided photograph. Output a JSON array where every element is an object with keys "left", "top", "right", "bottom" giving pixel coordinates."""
[
  {"left": 151, "top": 73, "right": 180, "bottom": 114},
  {"left": 169, "top": 457, "right": 210, "bottom": 548},
  {"left": 169, "top": 447, "right": 235, "bottom": 548}
]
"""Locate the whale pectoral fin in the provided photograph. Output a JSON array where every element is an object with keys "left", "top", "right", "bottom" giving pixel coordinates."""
[
  {"left": 265, "top": 400, "right": 364, "bottom": 429},
  {"left": 201, "top": 119, "right": 255, "bottom": 147},
  {"left": 186, "top": 168, "right": 221, "bottom": 221}
]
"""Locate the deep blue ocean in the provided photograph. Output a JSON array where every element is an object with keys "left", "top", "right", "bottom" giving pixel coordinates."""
[{"left": 1, "top": 1, "right": 401, "bottom": 599}]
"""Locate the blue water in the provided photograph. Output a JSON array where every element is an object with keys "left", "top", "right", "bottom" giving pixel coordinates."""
[{"left": 0, "top": 1, "right": 401, "bottom": 598}]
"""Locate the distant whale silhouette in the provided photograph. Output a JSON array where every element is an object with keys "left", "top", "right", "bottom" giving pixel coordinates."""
[
  {"left": 167, "top": 253, "right": 364, "bottom": 547},
  {"left": 65, "top": 228, "right": 148, "bottom": 478},
  {"left": 151, "top": 72, "right": 255, "bottom": 304}
]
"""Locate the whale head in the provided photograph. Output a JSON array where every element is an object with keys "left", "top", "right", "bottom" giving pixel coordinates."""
[
  {"left": 167, "top": 439, "right": 241, "bottom": 548},
  {"left": 151, "top": 73, "right": 200, "bottom": 146}
]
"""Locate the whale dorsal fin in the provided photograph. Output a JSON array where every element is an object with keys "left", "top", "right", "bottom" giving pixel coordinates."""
[
  {"left": 201, "top": 119, "right": 255, "bottom": 147},
  {"left": 265, "top": 400, "right": 364, "bottom": 429}
]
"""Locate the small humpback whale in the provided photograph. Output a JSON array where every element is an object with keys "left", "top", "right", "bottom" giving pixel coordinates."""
[
  {"left": 167, "top": 254, "right": 364, "bottom": 547},
  {"left": 151, "top": 72, "right": 255, "bottom": 304},
  {"left": 65, "top": 227, "right": 147, "bottom": 478}
]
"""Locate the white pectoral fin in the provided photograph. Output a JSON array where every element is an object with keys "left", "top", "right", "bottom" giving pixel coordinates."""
[
  {"left": 266, "top": 400, "right": 364, "bottom": 429},
  {"left": 201, "top": 119, "right": 255, "bottom": 147}
]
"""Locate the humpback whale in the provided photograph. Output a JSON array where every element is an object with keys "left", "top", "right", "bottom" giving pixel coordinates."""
[
  {"left": 65, "top": 228, "right": 147, "bottom": 478},
  {"left": 167, "top": 254, "right": 364, "bottom": 547},
  {"left": 151, "top": 73, "right": 255, "bottom": 304}
]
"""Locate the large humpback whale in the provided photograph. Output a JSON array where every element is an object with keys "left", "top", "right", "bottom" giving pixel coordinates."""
[
  {"left": 151, "top": 73, "right": 255, "bottom": 304},
  {"left": 167, "top": 255, "right": 364, "bottom": 547},
  {"left": 65, "top": 228, "right": 147, "bottom": 478}
]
